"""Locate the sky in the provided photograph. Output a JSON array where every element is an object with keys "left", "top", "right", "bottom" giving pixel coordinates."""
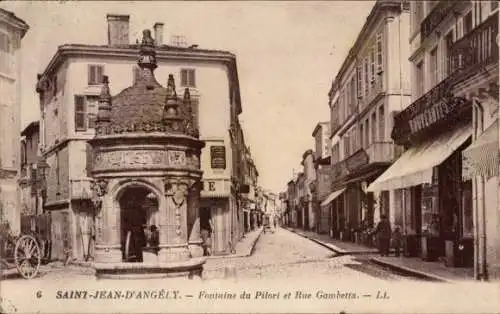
[{"left": 1, "top": 1, "right": 375, "bottom": 194}]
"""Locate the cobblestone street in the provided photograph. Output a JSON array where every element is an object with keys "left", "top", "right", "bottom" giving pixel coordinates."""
[
  {"left": 203, "top": 228, "right": 421, "bottom": 282},
  {"left": 1, "top": 228, "right": 420, "bottom": 285}
]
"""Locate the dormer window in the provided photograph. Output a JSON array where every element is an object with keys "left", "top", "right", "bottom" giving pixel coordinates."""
[{"left": 88, "top": 64, "right": 104, "bottom": 85}]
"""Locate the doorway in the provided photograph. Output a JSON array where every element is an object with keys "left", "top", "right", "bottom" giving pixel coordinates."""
[{"left": 119, "top": 186, "right": 156, "bottom": 263}]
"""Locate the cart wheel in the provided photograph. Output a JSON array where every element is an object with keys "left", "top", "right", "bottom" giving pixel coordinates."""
[{"left": 14, "top": 235, "right": 41, "bottom": 279}]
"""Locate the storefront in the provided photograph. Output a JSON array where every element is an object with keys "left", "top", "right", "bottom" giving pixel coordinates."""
[
  {"left": 327, "top": 148, "right": 388, "bottom": 243},
  {"left": 200, "top": 179, "right": 236, "bottom": 256},
  {"left": 368, "top": 91, "right": 473, "bottom": 267}
]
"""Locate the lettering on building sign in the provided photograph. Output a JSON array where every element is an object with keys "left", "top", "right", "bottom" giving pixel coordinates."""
[
  {"left": 408, "top": 97, "right": 467, "bottom": 134},
  {"left": 201, "top": 181, "right": 217, "bottom": 192},
  {"left": 210, "top": 146, "right": 226, "bottom": 169},
  {"left": 409, "top": 101, "right": 451, "bottom": 133}
]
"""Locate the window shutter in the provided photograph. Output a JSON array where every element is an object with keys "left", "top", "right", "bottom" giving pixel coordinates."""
[
  {"left": 74, "top": 95, "right": 86, "bottom": 131},
  {"left": 364, "top": 58, "right": 369, "bottom": 96},
  {"left": 97, "top": 66, "right": 103, "bottom": 84},
  {"left": 376, "top": 32, "right": 383, "bottom": 74},
  {"left": 180, "top": 69, "right": 188, "bottom": 86},
  {"left": 370, "top": 47, "right": 375, "bottom": 83},
  {"left": 88, "top": 65, "right": 94, "bottom": 85},
  {"left": 188, "top": 69, "right": 196, "bottom": 87},
  {"left": 356, "top": 64, "right": 363, "bottom": 99}
]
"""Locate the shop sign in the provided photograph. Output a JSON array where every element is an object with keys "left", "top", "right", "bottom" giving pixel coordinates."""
[
  {"left": 210, "top": 146, "right": 226, "bottom": 169},
  {"left": 200, "top": 179, "right": 231, "bottom": 198},
  {"left": 408, "top": 97, "right": 468, "bottom": 134}
]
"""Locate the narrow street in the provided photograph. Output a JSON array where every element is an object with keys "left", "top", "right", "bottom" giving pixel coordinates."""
[
  {"left": 204, "top": 228, "right": 423, "bottom": 282},
  {"left": 1, "top": 228, "right": 423, "bottom": 286}
]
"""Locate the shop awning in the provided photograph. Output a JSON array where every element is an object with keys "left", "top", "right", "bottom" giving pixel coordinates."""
[
  {"left": 367, "top": 122, "right": 471, "bottom": 192},
  {"left": 320, "top": 188, "right": 345, "bottom": 207},
  {"left": 462, "top": 119, "right": 499, "bottom": 180}
]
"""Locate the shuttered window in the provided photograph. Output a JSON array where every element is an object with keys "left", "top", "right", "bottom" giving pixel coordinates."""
[
  {"left": 376, "top": 32, "right": 383, "bottom": 74},
  {"left": 378, "top": 105, "right": 385, "bottom": 141},
  {"left": 370, "top": 46, "right": 376, "bottom": 83},
  {"left": 180, "top": 69, "right": 196, "bottom": 87},
  {"left": 350, "top": 77, "right": 356, "bottom": 109},
  {"left": 371, "top": 112, "right": 377, "bottom": 143},
  {"left": 75, "top": 95, "right": 86, "bottom": 131},
  {"left": 86, "top": 96, "right": 99, "bottom": 129},
  {"left": 88, "top": 65, "right": 104, "bottom": 85},
  {"left": 356, "top": 64, "right": 363, "bottom": 99},
  {"left": 364, "top": 58, "right": 369, "bottom": 96},
  {"left": 359, "top": 124, "right": 364, "bottom": 149},
  {"left": 365, "top": 118, "right": 370, "bottom": 147}
]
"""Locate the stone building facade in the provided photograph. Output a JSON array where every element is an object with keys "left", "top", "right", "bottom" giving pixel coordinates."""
[
  {"left": 35, "top": 14, "right": 246, "bottom": 261},
  {"left": 19, "top": 121, "right": 42, "bottom": 216},
  {"left": 369, "top": 0, "right": 498, "bottom": 279},
  {"left": 325, "top": 0, "right": 411, "bottom": 243},
  {"left": 0, "top": 8, "right": 28, "bottom": 234}
]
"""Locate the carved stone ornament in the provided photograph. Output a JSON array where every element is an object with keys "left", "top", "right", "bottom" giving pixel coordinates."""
[
  {"left": 94, "top": 150, "right": 169, "bottom": 170},
  {"left": 164, "top": 179, "right": 190, "bottom": 207},
  {"left": 168, "top": 150, "right": 186, "bottom": 166},
  {"left": 91, "top": 180, "right": 108, "bottom": 209}
]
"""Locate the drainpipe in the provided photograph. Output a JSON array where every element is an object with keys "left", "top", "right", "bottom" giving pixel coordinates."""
[
  {"left": 478, "top": 103, "right": 488, "bottom": 280},
  {"left": 480, "top": 175, "right": 488, "bottom": 280},
  {"left": 473, "top": 175, "right": 479, "bottom": 279},
  {"left": 398, "top": 3, "right": 406, "bottom": 248}
]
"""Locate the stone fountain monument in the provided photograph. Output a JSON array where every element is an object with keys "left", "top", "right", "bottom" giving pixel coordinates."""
[{"left": 88, "top": 29, "right": 205, "bottom": 279}]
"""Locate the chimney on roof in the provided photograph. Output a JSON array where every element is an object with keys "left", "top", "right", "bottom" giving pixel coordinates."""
[
  {"left": 107, "top": 14, "right": 130, "bottom": 45},
  {"left": 153, "top": 22, "right": 164, "bottom": 46}
]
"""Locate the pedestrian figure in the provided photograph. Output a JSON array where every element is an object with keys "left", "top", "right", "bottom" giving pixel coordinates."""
[
  {"left": 374, "top": 214, "right": 391, "bottom": 256},
  {"left": 273, "top": 218, "right": 277, "bottom": 229},
  {"left": 392, "top": 226, "right": 402, "bottom": 257},
  {"left": 200, "top": 218, "right": 214, "bottom": 256},
  {"left": 148, "top": 225, "right": 160, "bottom": 254}
]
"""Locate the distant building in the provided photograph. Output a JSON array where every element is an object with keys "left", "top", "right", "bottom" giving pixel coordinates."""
[
  {"left": 0, "top": 8, "right": 29, "bottom": 234},
  {"left": 35, "top": 14, "right": 246, "bottom": 260},
  {"left": 312, "top": 122, "right": 331, "bottom": 160},
  {"left": 20, "top": 121, "right": 42, "bottom": 216}
]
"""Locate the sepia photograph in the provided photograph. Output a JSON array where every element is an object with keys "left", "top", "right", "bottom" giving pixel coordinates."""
[{"left": 0, "top": 0, "right": 499, "bottom": 313}]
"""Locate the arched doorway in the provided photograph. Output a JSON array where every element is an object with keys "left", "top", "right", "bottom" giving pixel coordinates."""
[{"left": 118, "top": 186, "right": 158, "bottom": 263}]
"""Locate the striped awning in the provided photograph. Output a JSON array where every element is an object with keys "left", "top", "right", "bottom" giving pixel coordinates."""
[
  {"left": 462, "top": 119, "right": 499, "bottom": 180},
  {"left": 367, "top": 122, "right": 471, "bottom": 192},
  {"left": 320, "top": 188, "right": 345, "bottom": 207}
]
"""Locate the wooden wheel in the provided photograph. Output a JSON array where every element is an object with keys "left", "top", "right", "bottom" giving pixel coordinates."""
[{"left": 14, "top": 235, "right": 41, "bottom": 279}]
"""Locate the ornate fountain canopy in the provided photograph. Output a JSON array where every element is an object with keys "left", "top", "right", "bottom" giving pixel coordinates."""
[{"left": 95, "top": 29, "right": 198, "bottom": 137}]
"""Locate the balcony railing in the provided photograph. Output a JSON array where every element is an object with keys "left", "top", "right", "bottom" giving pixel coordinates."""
[
  {"left": 70, "top": 179, "right": 93, "bottom": 200},
  {"left": 450, "top": 12, "right": 499, "bottom": 83},
  {"left": 365, "top": 142, "right": 397, "bottom": 163},
  {"left": 421, "top": 1, "right": 457, "bottom": 43}
]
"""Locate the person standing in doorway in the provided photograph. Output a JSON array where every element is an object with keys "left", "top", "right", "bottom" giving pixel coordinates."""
[
  {"left": 201, "top": 216, "right": 214, "bottom": 256},
  {"left": 374, "top": 214, "right": 392, "bottom": 256}
]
